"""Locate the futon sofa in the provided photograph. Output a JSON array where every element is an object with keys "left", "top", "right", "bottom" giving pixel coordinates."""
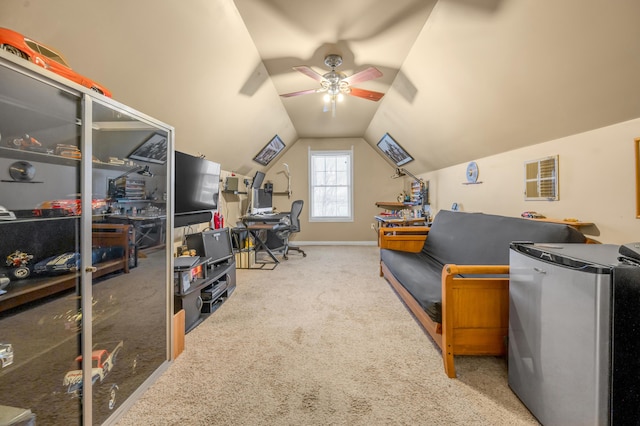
[{"left": 379, "top": 210, "right": 587, "bottom": 377}]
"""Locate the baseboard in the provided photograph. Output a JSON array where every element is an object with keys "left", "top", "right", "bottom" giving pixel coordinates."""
[{"left": 292, "top": 241, "right": 377, "bottom": 246}]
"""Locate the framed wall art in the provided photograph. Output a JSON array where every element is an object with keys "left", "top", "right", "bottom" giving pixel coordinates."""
[
  {"left": 128, "top": 133, "right": 168, "bottom": 164},
  {"left": 253, "top": 135, "right": 285, "bottom": 166},
  {"left": 377, "top": 133, "right": 413, "bottom": 166}
]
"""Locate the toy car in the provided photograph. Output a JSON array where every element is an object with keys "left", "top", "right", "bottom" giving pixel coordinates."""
[
  {"left": 521, "top": 211, "right": 546, "bottom": 219},
  {"left": 63, "top": 341, "right": 123, "bottom": 410},
  {"left": 5, "top": 250, "right": 33, "bottom": 279},
  {"left": 0, "top": 343, "right": 14, "bottom": 368},
  {"left": 33, "top": 247, "right": 124, "bottom": 275},
  {"left": 0, "top": 27, "right": 112, "bottom": 97},
  {"left": 0, "top": 205, "right": 16, "bottom": 221},
  {"left": 34, "top": 197, "right": 107, "bottom": 217},
  {"left": 33, "top": 252, "right": 81, "bottom": 274}
]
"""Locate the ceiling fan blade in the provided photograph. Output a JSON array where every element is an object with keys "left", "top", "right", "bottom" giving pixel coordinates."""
[
  {"left": 348, "top": 87, "right": 385, "bottom": 102},
  {"left": 343, "top": 67, "right": 383, "bottom": 85},
  {"left": 293, "top": 65, "right": 326, "bottom": 82},
  {"left": 280, "top": 88, "right": 320, "bottom": 98}
]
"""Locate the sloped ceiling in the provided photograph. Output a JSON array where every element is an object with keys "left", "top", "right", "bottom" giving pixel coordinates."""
[
  {"left": 366, "top": 0, "right": 640, "bottom": 173},
  {"left": 235, "top": 0, "right": 640, "bottom": 174},
  {"left": 234, "top": 0, "right": 438, "bottom": 139},
  {"left": 1, "top": 0, "right": 640, "bottom": 176}
]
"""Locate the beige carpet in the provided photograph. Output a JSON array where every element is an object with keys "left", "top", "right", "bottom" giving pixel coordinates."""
[{"left": 116, "top": 246, "right": 538, "bottom": 426}]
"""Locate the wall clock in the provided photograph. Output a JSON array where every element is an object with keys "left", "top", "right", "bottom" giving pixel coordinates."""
[{"left": 466, "top": 161, "right": 479, "bottom": 184}]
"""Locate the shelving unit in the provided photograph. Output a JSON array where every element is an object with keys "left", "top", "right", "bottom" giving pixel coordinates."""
[
  {"left": 174, "top": 257, "right": 236, "bottom": 333},
  {"left": 410, "top": 179, "right": 427, "bottom": 207},
  {"left": 0, "top": 51, "right": 173, "bottom": 425}
]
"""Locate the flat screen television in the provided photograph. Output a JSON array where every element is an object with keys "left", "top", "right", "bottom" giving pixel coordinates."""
[
  {"left": 174, "top": 151, "right": 220, "bottom": 226},
  {"left": 250, "top": 188, "right": 273, "bottom": 215}
]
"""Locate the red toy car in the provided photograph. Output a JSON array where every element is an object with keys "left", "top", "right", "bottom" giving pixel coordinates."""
[
  {"left": 0, "top": 27, "right": 112, "bottom": 97},
  {"left": 35, "top": 197, "right": 107, "bottom": 217}
]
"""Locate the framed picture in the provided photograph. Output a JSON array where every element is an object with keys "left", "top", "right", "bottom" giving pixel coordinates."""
[
  {"left": 377, "top": 133, "right": 413, "bottom": 166},
  {"left": 253, "top": 135, "right": 285, "bottom": 166},
  {"left": 129, "top": 133, "right": 168, "bottom": 164}
]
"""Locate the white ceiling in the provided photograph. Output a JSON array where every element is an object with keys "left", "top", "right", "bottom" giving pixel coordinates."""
[
  {"left": 2, "top": 0, "right": 640, "bottom": 176},
  {"left": 234, "top": 0, "right": 438, "bottom": 139},
  {"left": 234, "top": 0, "right": 640, "bottom": 173}
]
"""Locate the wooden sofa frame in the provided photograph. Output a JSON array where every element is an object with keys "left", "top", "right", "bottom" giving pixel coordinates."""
[
  {"left": 0, "top": 223, "right": 134, "bottom": 313},
  {"left": 379, "top": 226, "right": 509, "bottom": 378}
]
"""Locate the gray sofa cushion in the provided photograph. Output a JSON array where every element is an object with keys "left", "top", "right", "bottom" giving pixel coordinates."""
[
  {"left": 381, "top": 211, "right": 587, "bottom": 323},
  {"left": 380, "top": 248, "right": 444, "bottom": 321},
  {"left": 423, "top": 210, "right": 587, "bottom": 266}
]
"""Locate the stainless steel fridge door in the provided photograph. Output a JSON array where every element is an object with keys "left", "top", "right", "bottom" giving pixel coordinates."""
[{"left": 509, "top": 247, "right": 611, "bottom": 426}]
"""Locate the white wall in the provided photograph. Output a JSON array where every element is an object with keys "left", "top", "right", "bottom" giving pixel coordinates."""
[
  {"left": 263, "top": 137, "right": 401, "bottom": 243},
  {"left": 420, "top": 118, "right": 640, "bottom": 244}
]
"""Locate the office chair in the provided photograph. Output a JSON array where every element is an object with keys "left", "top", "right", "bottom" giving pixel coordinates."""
[{"left": 273, "top": 199, "right": 306, "bottom": 260}]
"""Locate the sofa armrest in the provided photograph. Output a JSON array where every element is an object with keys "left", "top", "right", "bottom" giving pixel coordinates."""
[
  {"left": 378, "top": 226, "right": 430, "bottom": 252},
  {"left": 444, "top": 264, "right": 510, "bottom": 276},
  {"left": 440, "top": 263, "right": 510, "bottom": 378}
]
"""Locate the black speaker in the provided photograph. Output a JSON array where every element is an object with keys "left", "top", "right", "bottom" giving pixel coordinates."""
[
  {"left": 185, "top": 228, "right": 233, "bottom": 264},
  {"left": 174, "top": 211, "right": 213, "bottom": 228}
]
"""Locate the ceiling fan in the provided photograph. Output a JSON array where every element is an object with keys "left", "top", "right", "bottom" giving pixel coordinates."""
[{"left": 280, "top": 54, "right": 385, "bottom": 116}]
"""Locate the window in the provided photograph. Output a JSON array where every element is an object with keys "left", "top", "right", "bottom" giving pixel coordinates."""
[
  {"left": 309, "top": 150, "right": 353, "bottom": 221},
  {"left": 524, "top": 155, "right": 558, "bottom": 200},
  {"left": 25, "top": 39, "right": 67, "bottom": 66}
]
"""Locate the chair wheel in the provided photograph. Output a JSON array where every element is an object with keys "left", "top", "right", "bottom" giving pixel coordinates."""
[
  {"left": 283, "top": 255, "right": 288, "bottom": 260},
  {"left": 302, "top": 253, "right": 307, "bottom": 257}
]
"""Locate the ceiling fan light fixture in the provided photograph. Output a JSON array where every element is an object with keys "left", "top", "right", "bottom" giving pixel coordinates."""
[
  {"left": 279, "top": 54, "right": 385, "bottom": 108},
  {"left": 324, "top": 54, "right": 343, "bottom": 69}
]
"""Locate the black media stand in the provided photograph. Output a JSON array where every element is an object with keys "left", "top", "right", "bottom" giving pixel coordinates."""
[{"left": 174, "top": 257, "right": 236, "bottom": 333}]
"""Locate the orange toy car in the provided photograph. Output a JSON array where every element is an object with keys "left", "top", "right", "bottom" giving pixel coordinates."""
[
  {"left": 35, "top": 198, "right": 107, "bottom": 217},
  {"left": 0, "top": 27, "right": 112, "bottom": 97}
]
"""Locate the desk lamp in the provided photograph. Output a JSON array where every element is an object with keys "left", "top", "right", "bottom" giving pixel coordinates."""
[{"left": 391, "top": 167, "right": 422, "bottom": 183}]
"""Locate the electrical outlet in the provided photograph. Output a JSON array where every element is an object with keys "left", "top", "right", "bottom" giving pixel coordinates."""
[{"left": 371, "top": 223, "right": 376, "bottom": 230}]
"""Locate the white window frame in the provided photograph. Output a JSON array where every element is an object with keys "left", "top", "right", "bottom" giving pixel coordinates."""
[{"left": 308, "top": 149, "right": 353, "bottom": 222}]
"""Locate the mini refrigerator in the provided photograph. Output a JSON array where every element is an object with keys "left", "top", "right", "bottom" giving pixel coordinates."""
[{"left": 509, "top": 243, "right": 640, "bottom": 425}]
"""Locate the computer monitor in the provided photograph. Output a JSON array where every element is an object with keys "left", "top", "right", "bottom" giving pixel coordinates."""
[
  {"left": 250, "top": 188, "right": 273, "bottom": 214},
  {"left": 251, "top": 171, "right": 265, "bottom": 189}
]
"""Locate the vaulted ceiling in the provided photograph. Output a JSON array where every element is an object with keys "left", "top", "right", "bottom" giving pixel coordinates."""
[
  {"left": 2, "top": 0, "right": 640, "bottom": 176},
  {"left": 233, "top": 0, "right": 640, "bottom": 175},
  {"left": 234, "top": 0, "right": 439, "bottom": 139}
]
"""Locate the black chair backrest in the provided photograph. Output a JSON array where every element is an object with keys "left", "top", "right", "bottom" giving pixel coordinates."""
[{"left": 289, "top": 200, "right": 304, "bottom": 233}]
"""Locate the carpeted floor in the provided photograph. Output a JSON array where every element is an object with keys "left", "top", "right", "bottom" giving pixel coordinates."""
[{"left": 116, "top": 245, "right": 538, "bottom": 425}]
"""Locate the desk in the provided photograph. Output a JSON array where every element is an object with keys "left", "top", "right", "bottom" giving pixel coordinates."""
[
  {"left": 375, "top": 215, "right": 428, "bottom": 227},
  {"left": 375, "top": 201, "right": 408, "bottom": 211},
  {"left": 242, "top": 213, "right": 289, "bottom": 223},
  {"left": 107, "top": 215, "right": 166, "bottom": 249},
  {"left": 241, "top": 214, "right": 289, "bottom": 269}
]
